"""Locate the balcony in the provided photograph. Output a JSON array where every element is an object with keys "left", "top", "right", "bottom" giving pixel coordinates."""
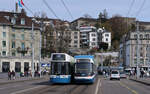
[{"left": 17, "top": 47, "right": 29, "bottom": 54}]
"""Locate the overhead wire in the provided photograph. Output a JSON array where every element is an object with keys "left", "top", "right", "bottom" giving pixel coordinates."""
[
  {"left": 60, "top": 0, "right": 73, "bottom": 19},
  {"left": 126, "top": 0, "right": 136, "bottom": 17},
  {"left": 43, "top": 0, "right": 60, "bottom": 19},
  {"left": 125, "top": 0, "right": 136, "bottom": 32},
  {"left": 135, "top": 0, "right": 146, "bottom": 18}
]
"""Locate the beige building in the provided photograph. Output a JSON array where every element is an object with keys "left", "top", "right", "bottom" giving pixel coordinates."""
[
  {"left": 70, "top": 31, "right": 80, "bottom": 48},
  {"left": 119, "top": 31, "right": 150, "bottom": 70},
  {"left": 0, "top": 11, "right": 40, "bottom": 72},
  {"left": 71, "top": 17, "right": 98, "bottom": 30}
]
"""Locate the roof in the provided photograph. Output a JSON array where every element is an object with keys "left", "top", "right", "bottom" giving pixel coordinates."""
[
  {"left": 0, "top": 16, "right": 11, "bottom": 25},
  {"left": 71, "top": 17, "right": 98, "bottom": 23},
  {"left": 139, "top": 21, "right": 150, "bottom": 25},
  {"left": 0, "top": 11, "right": 40, "bottom": 29}
]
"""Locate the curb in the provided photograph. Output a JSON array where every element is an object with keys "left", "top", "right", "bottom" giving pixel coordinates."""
[
  {"left": 129, "top": 78, "right": 150, "bottom": 86},
  {"left": 0, "top": 77, "right": 47, "bottom": 85}
]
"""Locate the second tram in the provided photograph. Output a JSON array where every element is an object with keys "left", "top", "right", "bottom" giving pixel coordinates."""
[{"left": 74, "top": 55, "right": 97, "bottom": 83}]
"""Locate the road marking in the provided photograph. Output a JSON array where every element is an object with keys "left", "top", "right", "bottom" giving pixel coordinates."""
[
  {"left": 95, "top": 78, "right": 101, "bottom": 94},
  {"left": 119, "top": 82, "right": 138, "bottom": 94},
  {"left": 10, "top": 86, "right": 45, "bottom": 94}
]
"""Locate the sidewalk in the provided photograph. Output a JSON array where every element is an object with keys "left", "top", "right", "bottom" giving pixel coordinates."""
[
  {"left": 0, "top": 73, "right": 49, "bottom": 85},
  {"left": 129, "top": 76, "right": 150, "bottom": 86}
]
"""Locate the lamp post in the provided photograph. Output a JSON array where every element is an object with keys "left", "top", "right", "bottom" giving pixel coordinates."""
[{"left": 39, "top": 21, "right": 44, "bottom": 77}]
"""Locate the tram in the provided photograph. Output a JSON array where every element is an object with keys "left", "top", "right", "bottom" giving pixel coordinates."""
[
  {"left": 73, "top": 55, "right": 97, "bottom": 83},
  {"left": 50, "top": 53, "right": 75, "bottom": 83}
]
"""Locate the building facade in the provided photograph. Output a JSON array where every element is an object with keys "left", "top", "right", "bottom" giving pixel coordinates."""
[
  {"left": 97, "top": 28, "right": 111, "bottom": 49},
  {"left": 119, "top": 31, "right": 150, "bottom": 70},
  {"left": 0, "top": 11, "right": 40, "bottom": 72},
  {"left": 80, "top": 26, "right": 98, "bottom": 49},
  {"left": 70, "top": 30, "right": 80, "bottom": 48}
]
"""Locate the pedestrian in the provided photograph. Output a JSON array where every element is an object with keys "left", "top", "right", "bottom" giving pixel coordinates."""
[
  {"left": 140, "top": 70, "right": 144, "bottom": 78},
  {"left": 8, "top": 70, "right": 11, "bottom": 80},
  {"left": 11, "top": 70, "right": 15, "bottom": 80}
]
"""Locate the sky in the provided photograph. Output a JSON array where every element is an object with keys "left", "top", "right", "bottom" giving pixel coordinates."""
[{"left": 0, "top": 0, "right": 150, "bottom": 22}]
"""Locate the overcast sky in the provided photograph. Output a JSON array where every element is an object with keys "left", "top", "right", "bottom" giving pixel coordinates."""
[{"left": 0, "top": 0, "right": 150, "bottom": 22}]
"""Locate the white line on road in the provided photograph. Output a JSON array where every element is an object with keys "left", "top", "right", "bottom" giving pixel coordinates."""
[
  {"left": 10, "top": 86, "right": 45, "bottom": 94},
  {"left": 95, "top": 78, "right": 101, "bottom": 94}
]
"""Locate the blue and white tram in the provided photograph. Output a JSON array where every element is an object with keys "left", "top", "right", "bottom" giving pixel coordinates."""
[
  {"left": 74, "top": 55, "right": 97, "bottom": 83},
  {"left": 50, "top": 53, "right": 75, "bottom": 83}
]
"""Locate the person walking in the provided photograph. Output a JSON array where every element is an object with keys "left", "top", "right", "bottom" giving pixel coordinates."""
[
  {"left": 11, "top": 70, "right": 15, "bottom": 80},
  {"left": 8, "top": 70, "right": 11, "bottom": 80}
]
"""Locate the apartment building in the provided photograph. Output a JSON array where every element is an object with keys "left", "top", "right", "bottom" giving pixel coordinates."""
[
  {"left": 98, "top": 28, "right": 111, "bottom": 49},
  {"left": 71, "top": 17, "right": 98, "bottom": 30},
  {"left": 80, "top": 26, "right": 98, "bottom": 49},
  {"left": 0, "top": 11, "right": 40, "bottom": 72},
  {"left": 119, "top": 31, "right": 150, "bottom": 70}
]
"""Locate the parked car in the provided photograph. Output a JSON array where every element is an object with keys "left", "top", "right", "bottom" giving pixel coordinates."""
[
  {"left": 120, "top": 72, "right": 127, "bottom": 78},
  {"left": 110, "top": 70, "right": 120, "bottom": 80}
]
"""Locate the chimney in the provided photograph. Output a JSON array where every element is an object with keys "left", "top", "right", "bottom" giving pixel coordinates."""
[{"left": 16, "top": 2, "right": 18, "bottom": 13}]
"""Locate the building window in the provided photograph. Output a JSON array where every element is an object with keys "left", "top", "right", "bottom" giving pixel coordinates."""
[
  {"left": 92, "top": 42, "right": 95, "bottom": 46},
  {"left": 140, "top": 34, "right": 143, "bottom": 39},
  {"left": 12, "top": 34, "right": 15, "bottom": 39},
  {"left": 21, "top": 18, "right": 25, "bottom": 25},
  {"left": 74, "top": 40, "right": 78, "bottom": 44},
  {"left": 92, "top": 34, "right": 96, "bottom": 36},
  {"left": 74, "top": 36, "right": 78, "bottom": 39},
  {"left": 3, "top": 32, "right": 6, "bottom": 38},
  {"left": 12, "top": 29, "right": 15, "bottom": 32},
  {"left": 105, "top": 34, "right": 109, "bottom": 37},
  {"left": 2, "top": 62, "right": 10, "bottom": 72},
  {"left": 3, "top": 25, "right": 6, "bottom": 29},
  {"left": 74, "top": 32, "right": 78, "bottom": 35},
  {"left": 106, "top": 38, "right": 108, "bottom": 41},
  {"left": 21, "top": 34, "right": 24, "bottom": 40},
  {"left": 2, "top": 41, "right": 6, "bottom": 47},
  {"left": 12, "top": 52, "right": 16, "bottom": 56},
  {"left": 145, "top": 34, "right": 149, "bottom": 39},
  {"left": 134, "top": 34, "right": 137, "bottom": 39},
  {"left": 74, "top": 45, "right": 77, "bottom": 47},
  {"left": 12, "top": 41, "right": 15, "bottom": 48},
  {"left": 15, "top": 62, "right": 21, "bottom": 72},
  {"left": 21, "top": 43, "right": 25, "bottom": 49},
  {"left": 2, "top": 51, "right": 6, "bottom": 56},
  {"left": 11, "top": 18, "right": 16, "bottom": 24},
  {"left": 92, "top": 38, "right": 96, "bottom": 41}
]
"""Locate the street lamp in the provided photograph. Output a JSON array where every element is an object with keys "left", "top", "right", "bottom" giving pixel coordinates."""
[{"left": 39, "top": 21, "right": 44, "bottom": 77}]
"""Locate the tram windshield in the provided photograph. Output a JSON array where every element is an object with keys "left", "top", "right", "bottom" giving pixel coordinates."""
[
  {"left": 51, "top": 62, "right": 70, "bottom": 75},
  {"left": 75, "top": 62, "right": 93, "bottom": 75}
]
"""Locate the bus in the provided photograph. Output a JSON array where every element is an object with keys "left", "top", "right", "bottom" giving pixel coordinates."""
[
  {"left": 73, "top": 55, "right": 97, "bottom": 83},
  {"left": 50, "top": 53, "right": 75, "bottom": 83}
]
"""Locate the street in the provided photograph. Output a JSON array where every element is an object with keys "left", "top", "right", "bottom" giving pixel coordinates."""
[{"left": 0, "top": 76, "right": 150, "bottom": 94}]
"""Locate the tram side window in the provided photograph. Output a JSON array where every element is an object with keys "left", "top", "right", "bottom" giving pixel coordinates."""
[{"left": 52, "top": 54, "right": 65, "bottom": 60}]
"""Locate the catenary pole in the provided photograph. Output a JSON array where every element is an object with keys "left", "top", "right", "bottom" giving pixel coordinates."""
[
  {"left": 31, "top": 18, "right": 35, "bottom": 77},
  {"left": 136, "top": 21, "right": 140, "bottom": 78}
]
